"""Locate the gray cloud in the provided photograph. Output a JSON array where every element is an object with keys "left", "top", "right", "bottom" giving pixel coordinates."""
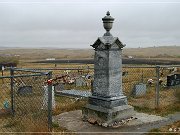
[{"left": 0, "top": 0, "right": 180, "bottom": 48}]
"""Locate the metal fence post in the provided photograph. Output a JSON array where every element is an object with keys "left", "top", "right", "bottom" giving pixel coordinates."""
[
  {"left": 155, "top": 66, "right": 160, "bottom": 108},
  {"left": 10, "top": 68, "right": 15, "bottom": 116},
  {"left": 47, "top": 71, "right": 53, "bottom": 132}
]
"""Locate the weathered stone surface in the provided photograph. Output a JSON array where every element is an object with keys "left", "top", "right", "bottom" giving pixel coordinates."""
[
  {"left": 88, "top": 96, "right": 127, "bottom": 108},
  {"left": 54, "top": 83, "right": 64, "bottom": 92},
  {"left": 75, "top": 77, "right": 86, "bottom": 87},
  {"left": 133, "top": 83, "right": 147, "bottom": 96},
  {"left": 56, "top": 89, "right": 91, "bottom": 98},
  {"left": 83, "top": 104, "right": 135, "bottom": 125},
  {"left": 92, "top": 43, "right": 124, "bottom": 98},
  {"left": 17, "top": 86, "right": 32, "bottom": 95}
]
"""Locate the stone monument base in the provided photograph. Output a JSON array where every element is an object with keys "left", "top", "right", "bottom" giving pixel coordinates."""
[
  {"left": 54, "top": 110, "right": 169, "bottom": 132},
  {"left": 82, "top": 104, "right": 135, "bottom": 126}
]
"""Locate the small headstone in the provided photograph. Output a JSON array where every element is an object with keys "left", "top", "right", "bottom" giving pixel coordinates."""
[
  {"left": 58, "top": 90, "right": 91, "bottom": 98},
  {"left": 167, "top": 74, "right": 180, "bottom": 86},
  {"left": 75, "top": 77, "right": 86, "bottom": 87},
  {"left": 54, "top": 83, "right": 64, "bottom": 92},
  {"left": 17, "top": 86, "right": 32, "bottom": 95},
  {"left": 132, "top": 83, "right": 146, "bottom": 96},
  {"left": 167, "top": 74, "right": 175, "bottom": 86},
  {"left": 175, "top": 74, "right": 180, "bottom": 85}
]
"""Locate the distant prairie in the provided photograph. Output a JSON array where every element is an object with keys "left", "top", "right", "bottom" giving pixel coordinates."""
[{"left": 0, "top": 46, "right": 179, "bottom": 61}]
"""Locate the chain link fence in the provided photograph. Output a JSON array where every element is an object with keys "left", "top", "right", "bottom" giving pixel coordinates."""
[
  {"left": 122, "top": 66, "right": 179, "bottom": 110},
  {"left": 156, "top": 66, "right": 180, "bottom": 111},
  {"left": 35, "top": 65, "right": 179, "bottom": 114},
  {"left": 0, "top": 68, "right": 52, "bottom": 133},
  {"left": 1, "top": 65, "right": 179, "bottom": 132},
  {"left": 122, "top": 66, "right": 157, "bottom": 109}
]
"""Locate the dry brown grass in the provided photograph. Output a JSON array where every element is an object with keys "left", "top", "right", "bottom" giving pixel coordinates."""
[
  {"left": 53, "top": 96, "right": 87, "bottom": 116},
  {"left": 124, "top": 46, "right": 180, "bottom": 58},
  {"left": 0, "top": 71, "right": 49, "bottom": 133},
  {"left": 0, "top": 48, "right": 94, "bottom": 61},
  {"left": 0, "top": 80, "right": 11, "bottom": 109}
]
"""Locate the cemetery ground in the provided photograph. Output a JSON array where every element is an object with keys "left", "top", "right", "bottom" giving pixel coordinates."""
[{"left": 0, "top": 61, "right": 179, "bottom": 133}]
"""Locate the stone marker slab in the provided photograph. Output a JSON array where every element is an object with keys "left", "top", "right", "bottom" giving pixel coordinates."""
[
  {"left": 132, "top": 83, "right": 146, "bottom": 96},
  {"left": 54, "top": 83, "right": 64, "bottom": 92},
  {"left": 75, "top": 77, "right": 86, "bottom": 87},
  {"left": 55, "top": 89, "right": 91, "bottom": 98}
]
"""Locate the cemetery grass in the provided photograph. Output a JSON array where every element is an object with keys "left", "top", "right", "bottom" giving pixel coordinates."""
[
  {"left": 133, "top": 101, "right": 180, "bottom": 116},
  {"left": 0, "top": 78, "right": 11, "bottom": 109},
  {"left": 53, "top": 96, "right": 87, "bottom": 116},
  {"left": 0, "top": 93, "right": 49, "bottom": 132},
  {"left": 0, "top": 70, "right": 11, "bottom": 109},
  {"left": 130, "top": 85, "right": 180, "bottom": 116}
]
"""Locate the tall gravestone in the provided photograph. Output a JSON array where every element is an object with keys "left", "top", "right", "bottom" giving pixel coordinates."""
[{"left": 82, "top": 11, "right": 134, "bottom": 126}]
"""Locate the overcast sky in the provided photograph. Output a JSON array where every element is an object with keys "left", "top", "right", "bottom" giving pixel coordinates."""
[{"left": 0, "top": 0, "right": 180, "bottom": 48}]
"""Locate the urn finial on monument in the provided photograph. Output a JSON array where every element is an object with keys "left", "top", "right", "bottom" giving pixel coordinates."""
[{"left": 102, "top": 11, "right": 114, "bottom": 36}]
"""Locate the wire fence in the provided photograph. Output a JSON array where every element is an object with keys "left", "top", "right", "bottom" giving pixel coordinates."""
[
  {"left": 122, "top": 66, "right": 179, "bottom": 110},
  {"left": 0, "top": 68, "right": 52, "bottom": 132},
  {"left": 25, "top": 65, "right": 179, "bottom": 112}
]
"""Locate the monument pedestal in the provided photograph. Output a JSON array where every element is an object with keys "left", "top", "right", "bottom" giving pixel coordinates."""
[
  {"left": 83, "top": 96, "right": 135, "bottom": 125},
  {"left": 88, "top": 96, "right": 128, "bottom": 108}
]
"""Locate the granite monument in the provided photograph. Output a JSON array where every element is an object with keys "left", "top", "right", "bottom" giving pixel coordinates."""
[{"left": 82, "top": 11, "right": 135, "bottom": 126}]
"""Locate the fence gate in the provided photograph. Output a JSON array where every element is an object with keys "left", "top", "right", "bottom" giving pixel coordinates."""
[{"left": 0, "top": 68, "right": 52, "bottom": 133}]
